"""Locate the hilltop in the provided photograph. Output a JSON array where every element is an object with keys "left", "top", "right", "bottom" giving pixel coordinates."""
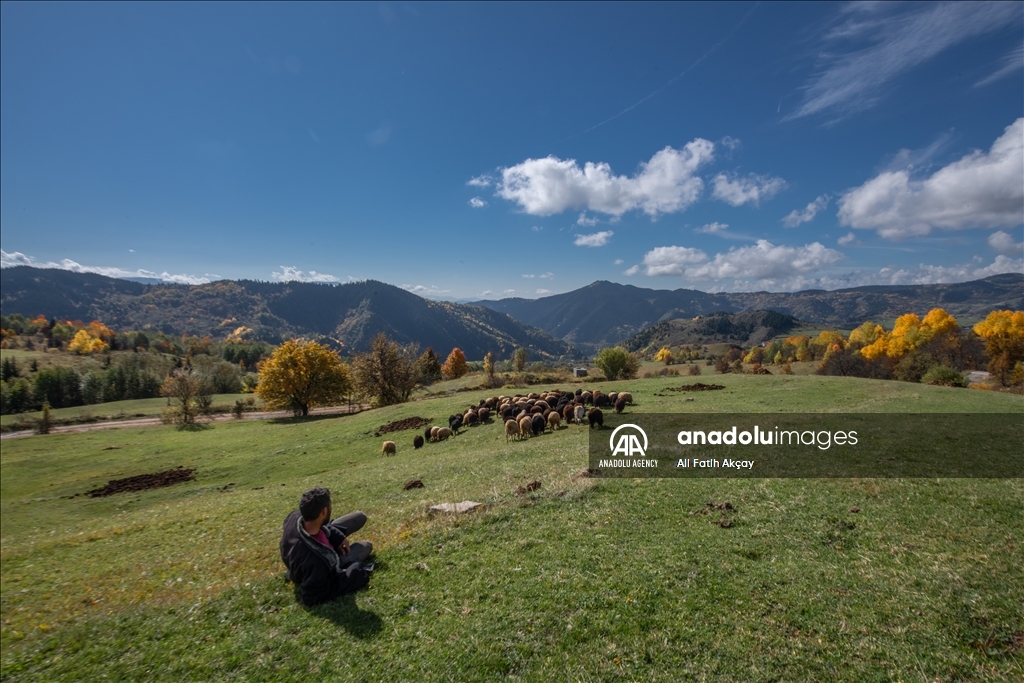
[{"left": 621, "top": 310, "right": 801, "bottom": 352}]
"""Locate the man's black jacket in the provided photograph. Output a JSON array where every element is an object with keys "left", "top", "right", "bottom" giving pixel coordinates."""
[{"left": 280, "top": 511, "right": 368, "bottom": 605}]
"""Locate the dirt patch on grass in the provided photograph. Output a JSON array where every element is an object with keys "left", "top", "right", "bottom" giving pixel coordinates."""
[
  {"left": 666, "top": 383, "right": 725, "bottom": 392},
  {"left": 85, "top": 467, "right": 197, "bottom": 497},
  {"left": 376, "top": 417, "right": 432, "bottom": 436}
]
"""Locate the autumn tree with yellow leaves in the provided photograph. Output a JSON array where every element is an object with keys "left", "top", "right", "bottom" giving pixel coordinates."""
[
  {"left": 973, "top": 310, "right": 1024, "bottom": 386},
  {"left": 256, "top": 339, "right": 351, "bottom": 416},
  {"left": 654, "top": 347, "right": 674, "bottom": 365}
]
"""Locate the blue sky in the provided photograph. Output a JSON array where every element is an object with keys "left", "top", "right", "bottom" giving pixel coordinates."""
[{"left": 2, "top": 1, "right": 1022, "bottom": 299}]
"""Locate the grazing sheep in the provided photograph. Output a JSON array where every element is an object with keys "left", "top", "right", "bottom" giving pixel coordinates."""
[
  {"left": 619, "top": 392, "right": 633, "bottom": 405},
  {"left": 532, "top": 414, "right": 546, "bottom": 435},
  {"left": 505, "top": 419, "right": 521, "bottom": 442},
  {"left": 425, "top": 426, "right": 435, "bottom": 442},
  {"left": 574, "top": 404, "right": 586, "bottom": 425},
  {"left": 479, "top": 407, "right": 490, "bottom": 423},
  {"left": 430, "top": 426, "right": 441, "bottom": 441},
  {"left": 382, "top": 440, "right": 397, "bottom": 456},
  {"left": 588, "top": 408, "right": 603, "bottom": 429},
  {"left": 547, "top": 411, "right": 561, "bottom": 431},
  {"left": 614, "top": 397, "right": 626, "bottom": 414},
  {"left": 535, "top": 400, "right": 550, "bottom": 411},
  {"left": 575, "top": 388, "right": 582, "bottom": 396},
  {"left": 413, "top": 435, "right": 424, "bottom": 449},
  {"left": 449, "top": 414, "right": 463, "bottom": 433},
  {"left": 562, "top": 404, "right": 574, "bottom": 421},
  {"left": 594, "top": 392, "right": 610, "bottom": 408},
  {"left": 436, "top": 427, "right": 453, "bottom": 441},
  {"left": 581, "top": 391, "right": 593, "bottom": 405},
  {"left": 465, "top": 411, "right": 479, "bottom": 426},
  {"left": 518, "top": 415, "right": 533, "bottom": 438},
  {"left": 530, "top": 405, "right": 545, "bottom": 415},
  {"left": 501, "top": 405, "right": 515, "bottom": 422},
  {"left": 608, "top": 391, "right": 618, "bottom": 404}
]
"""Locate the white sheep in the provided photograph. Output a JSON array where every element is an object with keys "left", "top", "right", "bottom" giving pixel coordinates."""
[
  {"left": 505, "top": 419, "right": 521, "bottom": 442},
  {"left": 382, "top": 440, "right": 397, "bottom": 456}
]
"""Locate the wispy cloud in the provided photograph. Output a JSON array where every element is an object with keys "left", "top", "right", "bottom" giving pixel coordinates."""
[
  {"left": 782, "top": 195, "right": 831, "bottom": 227},
  {"left": 838, "top": 118, "right": 1024, "bottom": 238},
  {"left": 838, "top": 232, "right": 857, "bottom": 246},
  {"left": 574, "top": 231, "right": 614, "bottom": 247},
  {"left": 576, "top": 212, "right": 599, "bottom": 227},
  {"left": 522, "top": 272, "right": 554, "bottom": 279},
  {"left": 790, "top": 2, "right": 1021, "bottom": 121},
  {"left": 975, "top": 41, "right": 1024, "bottom": 87},
  {"left": 0, "top": 250, "right": 214, "bottom": 285},
  {"left": 531, "top": 225, "right": 543, "bottom": 232},
  {"left": 695, "top": 222, "right": 729, "bottom": 234},
  {"left": 614, "top": 259, "right": 624, "bottom": 265},
  {"left": 467, "top": 174, "right": 493, "bottom": 187},
  {"left": 272, "top": 266, "right": 340, "bottom": 283},
  {"left": 366, "top": 121, "right": 392, "bottom": 146},
  {"left": 468, "top": 197, "right": 487, "bottom": 208},
  {"left": 496, "top": 141, "right": 715, "bottom": 218},
  {"left": 536, "top": 288, "right": 552, "bottom": 295},
  {"left": 711, "top": 173, "right": 787, "bottom": 207},
  {"left": 400, "top": 284, "right": 452, "bottom": 297}
]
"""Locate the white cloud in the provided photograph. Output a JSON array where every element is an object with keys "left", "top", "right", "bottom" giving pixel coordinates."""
[
  {"left": 480, "top": 290, "right": 495, "bottom": 297},
  {"left": 988, "top": 230, "right": 1024, "bottom": 255},
  {"left": 496, "top": 140, "right": 715, "bottom": 218},
  {"left": 536, "top": 289, "right": 552, "bottom": 295},
  {"left": 838, "top": 232, "right": 857, "bottom": 246},
  {"left": 975, "top": 41, "right": 1024, "bottom": 87},
  {"left": 502, "top": 289, "right": 516, "bottom": 295},
  {"left": 838, "top": 119, "right": 1024, "bottom": 238},
  {"left": 272, "top": 266, "right": 341, "bottom": 283},
  {"left": 614, "top": 259, "right": 624, "bottom": 265},
  {"left": 782, "top": 195, "right": 831, "bottom": 227},
  {"left": 531, "top": 225, "right": 543, "bottom": 232},
  {"left": 467, "top": 174, "right": 493, "bottom": 187},
  {"left": 576, "top": 212, "right": 599, "bottom": 227},
  {"left": 522, "top": 272, "right": 554, "bottom": 279},
  {"left": 685, "top": 240, "right": 844, "bottom": 281},
  {"left": 400, "top": 284, "right": 451, "bottom": 296},
  {"left": 635, "top": 240, "right": 844, "bottom": 282},
  {"left": 790, "top": 2, "right": 1021, "bottom": 120},
  {"left": 711, "top": 173, "right": 787, "bottom": 207},
  {"left": 468, "top": 197, "right": 487, "bottom": 209},
  {"left": 640, "top": 246, "right": 709, "bottom": 276},
  {"left": 696, "top": 222, "right": 729, "bottom": 234},
  {"left": 0, "top": 250, "right": 213, "bottom": 284},
  {"left": 521, "top": 274, "right": 534, "bottom": 279},
  {"left": 574, "top": 230, "right": 614, "bottom": 247},
  {"left": 623, "top": 265, "right": 639, "bottom": 276}
]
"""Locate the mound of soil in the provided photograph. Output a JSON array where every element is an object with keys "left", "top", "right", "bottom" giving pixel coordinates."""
[
  {"left": 666, "top": 383, "right": 725, "bottom": 392},
  {"left": 86, "top": 467, "right": 196, "bottom": 497},
  {"left": 376, "top": 416, "right": 432, "bottom": 436},
  {"left": 748, "top": 367, "right": 772, "bottom": 375}
]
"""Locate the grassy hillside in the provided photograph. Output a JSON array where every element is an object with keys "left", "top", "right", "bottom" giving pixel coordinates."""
[{"left": 2, "top": 375, "right": 1022, "bottom": 681}]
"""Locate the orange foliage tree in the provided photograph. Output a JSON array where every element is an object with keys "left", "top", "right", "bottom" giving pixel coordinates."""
[{"left": 441, "top": 347, "right": 469, "bottom": 379}]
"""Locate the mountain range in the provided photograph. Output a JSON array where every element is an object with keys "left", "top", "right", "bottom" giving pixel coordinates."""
[
  {"left": 0, "top": 267, "right": 575, "bottom": 360},
  {"left": 474, "top": 275, "right": 1023, "bottom": 351},
  {"left": 2, "top": 267, "right": 1020, "bottom": 359}
]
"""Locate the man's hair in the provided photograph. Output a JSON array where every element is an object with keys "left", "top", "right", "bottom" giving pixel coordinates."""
[{"left": 299, "top": 487, "right": 331, "bottom": 521}]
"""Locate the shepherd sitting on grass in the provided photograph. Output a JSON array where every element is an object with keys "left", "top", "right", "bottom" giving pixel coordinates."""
[{"left": 280, "top": 487, "right": 374, "bottom": 605}]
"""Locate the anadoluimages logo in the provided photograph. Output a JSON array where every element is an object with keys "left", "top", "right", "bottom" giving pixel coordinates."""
[{"left": 609, "top": 423, "right": 648, "bottom": 457}]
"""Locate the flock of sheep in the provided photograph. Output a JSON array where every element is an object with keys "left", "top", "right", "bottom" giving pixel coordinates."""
[{"left": 381, "top": 388, "right": 633, "bottom": 455}]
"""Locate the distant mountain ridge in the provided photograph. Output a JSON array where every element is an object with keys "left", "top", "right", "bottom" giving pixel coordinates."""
[
  {"left": 474, "top": 274, "right": 1024, "bottom": 351},
  {"left": 0, "top": 267, "right": 575, "bottom": 360}
]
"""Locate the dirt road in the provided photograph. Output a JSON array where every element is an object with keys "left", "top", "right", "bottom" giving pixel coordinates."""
[{"left": 0, "top": 404, "right": 368, "bottom": 440}]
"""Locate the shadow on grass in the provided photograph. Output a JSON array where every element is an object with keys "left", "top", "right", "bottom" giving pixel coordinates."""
[
  {"left": 266, "top": 412, "right": 361, "bottom": 427},
  {"left": 303, "top": 589, "right": 383, "bottom": 639},
  {"left": 177, "top": 421, "right": 213, "bottom": 432}
]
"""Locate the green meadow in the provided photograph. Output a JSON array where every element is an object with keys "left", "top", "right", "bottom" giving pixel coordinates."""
[{"left": 2, "top": 374, "right": 1022, "bottom": 681}]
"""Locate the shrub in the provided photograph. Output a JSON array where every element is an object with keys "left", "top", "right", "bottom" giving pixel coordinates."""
[
  {"left": 920, "top": 365, "right": 967, "bottom": 387},
  {"left": 688, "top": 364, "right": 701, "bottom": 376}
]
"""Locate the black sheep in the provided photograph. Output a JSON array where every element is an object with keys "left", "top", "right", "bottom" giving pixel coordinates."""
[
  {"left": 413, "top": 435, "right": 424, "bottom": 449},
  {"left": 501, "top": 405, "right": 515, "bottom": 422},
  {"left": 479, "top": 407, "right": 490, "bottom": 423},
  {"left": 449, "top": 414, "right": 463, "bottom": 433},
  {"left": 531, "top": 413, "right": 546, "bottom": 435},
  {"left": 588, "top": 408, "right": 603, "bottom": 429},
  {"left": 424, "top": 426, "right": 434, "bottom": 442},
  {"left": 614, "top": 398, "right": 626, "bottom": 414}
]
